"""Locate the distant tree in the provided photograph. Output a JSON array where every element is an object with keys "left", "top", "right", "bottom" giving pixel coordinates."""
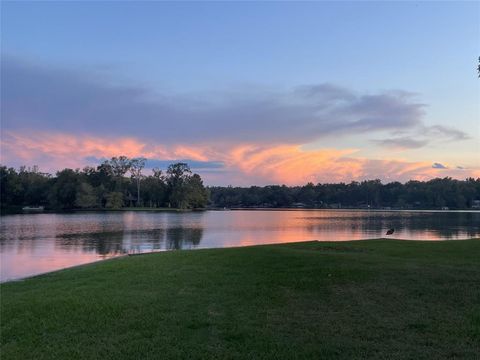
[
  {"left": 166, "top": 163, "right": 192, "bottom": 183},
  {"left": 20, "top": 167, "right": 50, "bottom": 206},
  {"left": 103, "top": 156, "right": 132, "bottom": 194},
  {"left": 152, "top": 167, "right": 164, "bottom": 181},
  {"left": 49, "top": 169, "right": 80, "bottom": 209},
  {"left": 105, "top": 192, "right": 124, "bottom": 209},
  {"left": 166, "top": 163, "right": 192, "bottom": 208},
  {"left": 297, "top": 182, "right": 316, "bottom": 206},
  {"left": 5, "top": 157, "right": 480, "bottom": 211},
  {"left": 130, "top": 157, "right": 146, "bottom": 206},
  {"left": 186, "top": 174, "right": 209, "bottom": 208},
  {"left": 95, "top": 184, "right": 108, "bottom": 207},
  {"left": 141, "top": 168, "right": 166, "bottom": 207},
  {"left": 106, "top": 156, "right": 131, "bottom": 177},
  {"left": 75, "top": 183, "right": 98, "bottom": 208},
  {"left": 95, "top": 163, "right": 114, "bottom": 181},
  {"left": 0, "top": 166, "right": 24, "bottom": 207}
]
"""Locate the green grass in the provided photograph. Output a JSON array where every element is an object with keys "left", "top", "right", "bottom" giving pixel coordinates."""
[{"left": 1, "top": 239, "right": 480, "bottom": 359}]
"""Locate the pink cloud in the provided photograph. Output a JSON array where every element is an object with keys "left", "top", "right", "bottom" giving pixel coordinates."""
[{"left": 1, "top": 130, "right": 479, "bottom": 185}]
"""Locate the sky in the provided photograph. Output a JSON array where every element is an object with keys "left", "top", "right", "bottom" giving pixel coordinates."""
[{"left": 1, "top": 1, "right": 479, "bottom": 185}]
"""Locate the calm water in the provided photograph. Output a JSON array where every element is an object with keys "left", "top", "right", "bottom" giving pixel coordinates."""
[{"left": 1, "top": 210, "right": 479, "bottom": 281}]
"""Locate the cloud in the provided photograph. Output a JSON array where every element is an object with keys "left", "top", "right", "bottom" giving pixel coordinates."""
[
  {"left": 371, "top": 137, "right": 428, "bottom": 150},
  {"left": 2, "top": 55, "right": 476, "bottom": 185},
  {"left": 228, "top": 145, "right": 475, "bottom": 185},
  {"left": 372, "top": 125, "right": 470, "bottom": 151},
  {"left": 2, "top": 55, "right": 432, "bottom": 145},
  {"left": 432, "top": 162, "right": 447, "bottom": 169},
  {"left": 425, "top": 125, "right": 470, "bottom": 141},
  {"left": 2, "top": 131, "right": 479, "bottom": 185},
  {"left": 0, "top": 131, "right": 215, "bottom": 168}
]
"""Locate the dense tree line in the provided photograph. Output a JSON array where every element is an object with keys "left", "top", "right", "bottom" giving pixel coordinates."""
[
  {"left": 2, "top": 160, "right": 480, "bottom": 211},
  {"left": 0, "top": 157, "right": 208, "bottom": 210},
  {"left": 209, "top": 178, "right": 480, "bottom": 210}
]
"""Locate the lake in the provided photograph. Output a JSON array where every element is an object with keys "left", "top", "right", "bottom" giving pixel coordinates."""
[{"left": 1, "top": 209, "right": 479, "bottom": 282}]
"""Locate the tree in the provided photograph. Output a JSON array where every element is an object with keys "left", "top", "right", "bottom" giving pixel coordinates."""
[
  {"left": 166, "top": 163, "right": 192, "bottom": 208},
  {"left": 186, "top": 174, "right": 209, "bottom": 208},
  {"left": 152, "top": 167, "right": 164, "bottom": 181},
  {"left": 49, "top": 169, "right": 80, "bottom": 209},
  {"left": 297, "top": 182, "right": 316, "bottom": 206},
  {"left": 103, "top": 156, "right": 132, "bottom": 193},
  {"left": 105, "top": 192, "right": 124, "bottom": 209},
  {"left": 75, "top": 183, "right": 98, "bottom": 208},
  {"left": 106, "top": 156, "right": 131, "bottom": 177},
  {"left": 130, "top": 157, "right": 146, "bottom": 206},
  {"left": 142, "top": 168, "right": 166, "bottom": 207},
  {"left": 0, "top": 166, "right": 24, "bottom": 207}
]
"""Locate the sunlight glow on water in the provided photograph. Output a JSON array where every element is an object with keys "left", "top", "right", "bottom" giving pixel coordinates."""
[{"left": 1, "top": 210, "right": 479, "bottom": 281}]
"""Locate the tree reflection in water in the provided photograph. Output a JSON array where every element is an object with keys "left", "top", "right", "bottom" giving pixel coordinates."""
[
  {"left": 300, "top": 211, "right": 480, "bottom": 239},
  {"left": 53, "top": 227, "right": 204, "bottom": 254},
  {"left": 166, "top": 227, "right": 203, "bottom": 250}
]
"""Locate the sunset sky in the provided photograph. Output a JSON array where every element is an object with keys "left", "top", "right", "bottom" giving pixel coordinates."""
[{"left": 1, "top": 1, "right": 479, "bottom": 185}]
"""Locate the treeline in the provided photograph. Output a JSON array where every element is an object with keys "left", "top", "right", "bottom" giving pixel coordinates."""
[
  {"left": 0, "top": 157, "right": 208, "bottom": 210},
  {"left": 209, "top": 178, "right": 480, "bottom": 210},
  {"left": 2, "top": 160, "right": 480, "bottom": 211}
]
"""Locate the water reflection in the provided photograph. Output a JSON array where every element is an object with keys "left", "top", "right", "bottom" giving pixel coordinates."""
[
  {"left": 1, "top": 210, "right": 479, "bottom": 281},
  {"left": 299, "top": 211, "right": 480, "bottom": 240}
]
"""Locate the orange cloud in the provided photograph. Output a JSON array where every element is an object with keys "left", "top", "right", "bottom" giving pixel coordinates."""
[
  {"left": 1, "top": 130, "right": 478, "bottom": 184},
  {"left": 2, "top": 131, "right": 148, "bottom": 168},
  {"left": 228, "top": 145, "right": 361, "bottom": 183},
  {"left": 1, "top": 131, "right": 211, "bottom": 169},
  {"left": 223, "top": 144, "right": 479, "bottom": 184}
]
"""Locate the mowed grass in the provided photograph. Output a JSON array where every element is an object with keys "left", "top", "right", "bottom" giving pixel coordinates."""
[{"left": 1, "top": 239, "right": 480, "bottom": 359}]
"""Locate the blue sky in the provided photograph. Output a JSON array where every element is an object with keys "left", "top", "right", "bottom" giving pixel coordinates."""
[
  {"left": 4, "top": 2, "right": 478, "bottom": 91},
  {"left": 1, "top": 1, "right": 479, "bottom": 184}
]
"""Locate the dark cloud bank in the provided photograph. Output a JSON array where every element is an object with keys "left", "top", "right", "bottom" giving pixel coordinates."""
[{"left": 1, "top": 55, "right": 468, "bottom": 147}]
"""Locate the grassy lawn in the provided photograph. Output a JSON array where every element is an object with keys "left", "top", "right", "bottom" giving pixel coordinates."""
[{"left": 1, "top": 239, "right": 480, "bottom": 359}]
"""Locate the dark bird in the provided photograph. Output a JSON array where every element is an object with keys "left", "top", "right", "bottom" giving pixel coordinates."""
[{"left": 386, "top": 228, "right": 395, "bottom": 235}]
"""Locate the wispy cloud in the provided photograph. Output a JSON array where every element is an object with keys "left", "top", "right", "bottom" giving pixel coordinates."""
[
  {"left": 425, "top": 125, "right": 470, "bottom": 141},
  {"left": 371, "top": 125, "right": 470, "bottom": 151},
  {"left": 371, "top": 137, "right": 428, "bottom": 150}
]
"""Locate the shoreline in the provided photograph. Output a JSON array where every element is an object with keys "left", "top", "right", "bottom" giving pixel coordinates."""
[
  {"left": 0, "top": 254, "right": 130, "bottom": 284},
  {"left": 2, "top": 207, "right": 480, "bottom": 216},
  {"left": 2, "top": 237, "right": 479, "bottom": 284}
]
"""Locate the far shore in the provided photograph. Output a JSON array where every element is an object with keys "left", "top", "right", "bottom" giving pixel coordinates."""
[{"left": 2, "top": 206, "right": 480, "bottom": 215}]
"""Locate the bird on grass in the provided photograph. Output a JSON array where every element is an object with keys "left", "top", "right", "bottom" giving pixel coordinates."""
[{"left": 386, "top": 228, "right": 395, "bottom": 235}]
